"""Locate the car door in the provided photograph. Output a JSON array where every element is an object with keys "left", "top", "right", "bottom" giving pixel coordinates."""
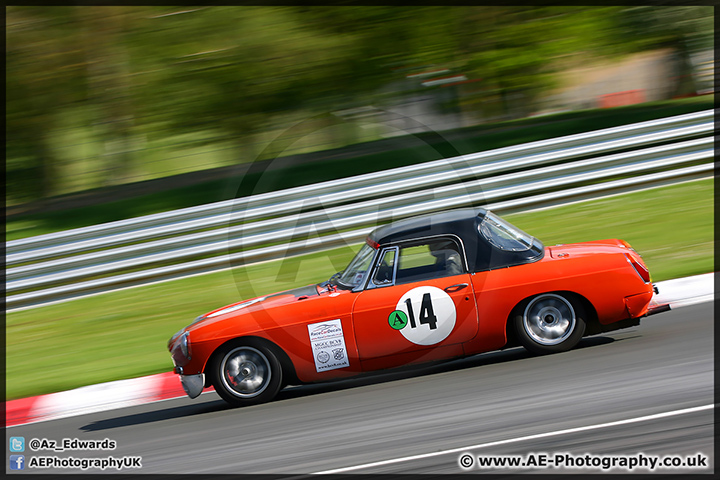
[{"left": 351, "top": 236, "right": 479, "bottom": 362}]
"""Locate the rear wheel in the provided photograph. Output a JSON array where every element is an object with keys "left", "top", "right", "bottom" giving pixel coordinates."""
[
  {"left": 514, "top": 293, "right": 586, "bottom": 355},
  {"left": 209, "top": 340, "right": 283, "bottom": 406}
]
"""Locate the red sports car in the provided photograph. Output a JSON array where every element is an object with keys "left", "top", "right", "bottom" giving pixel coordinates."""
[{"left": 168, "top": 208, "right": 669, "bottom": 406}]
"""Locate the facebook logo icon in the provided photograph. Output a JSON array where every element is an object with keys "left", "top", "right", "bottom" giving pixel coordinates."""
[{"left": 10, "top": 455, "right": 25, "bottom": 470}]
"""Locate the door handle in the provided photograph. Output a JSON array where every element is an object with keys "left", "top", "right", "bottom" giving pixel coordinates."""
[{"left": 444, "top": 283, "right": 469, "bottom": 293}]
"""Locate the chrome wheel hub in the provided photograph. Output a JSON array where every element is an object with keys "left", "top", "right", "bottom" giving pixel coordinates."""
[
  {"left": 523, "top": 294, "right": 576, "bottom": 346},
  {"left": 221, "top": 346, "right": 271, "bottom": 398}
]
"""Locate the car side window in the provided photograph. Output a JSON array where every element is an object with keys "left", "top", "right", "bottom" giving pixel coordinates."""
[
  {"left": 395, "top": 238, "right": 464, "bottom": 284},
  {"left": 371, "top": 248, "right": 397, "bottom": 286}
]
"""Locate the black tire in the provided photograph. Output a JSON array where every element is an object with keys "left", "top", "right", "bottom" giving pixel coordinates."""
[
  {"left": 513, "top": 293, "right": 586, "bottom": 355},
  {"left": 209, "top": 339, "right": 283, "bottom": 407}
]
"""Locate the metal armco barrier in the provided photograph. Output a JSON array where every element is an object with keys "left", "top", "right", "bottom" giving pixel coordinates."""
[{"left": 6, "top": 110, "right": 714, "bottom": 311}]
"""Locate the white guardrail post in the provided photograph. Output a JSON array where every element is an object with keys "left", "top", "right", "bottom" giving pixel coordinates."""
[{"left": 6, "top": 110, "right": 714, "bottom": 311}]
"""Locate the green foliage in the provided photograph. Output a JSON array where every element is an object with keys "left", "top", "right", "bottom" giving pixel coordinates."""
[
  {"left": 6, "top": 6, "right": 714, "bottom": 204},
  {"left": 6, "top": 8, "right": 89, "bottom": 199},
  {"left": 616, "top": 6, "right": 714, "bottom": 54}
]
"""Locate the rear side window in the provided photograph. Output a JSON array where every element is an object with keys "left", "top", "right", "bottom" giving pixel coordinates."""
[{"left": 395, "top": 238, "right": 464, "bottom": 284}]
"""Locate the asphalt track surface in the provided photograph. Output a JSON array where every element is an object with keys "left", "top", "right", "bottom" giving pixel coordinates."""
[{"left": 7, "top": 302, "right": 714, "bottom": 475}]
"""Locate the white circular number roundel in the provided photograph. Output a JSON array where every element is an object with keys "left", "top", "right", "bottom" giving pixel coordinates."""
[{"left": 395, "top": 286, "right": 456, "bottom": 345}]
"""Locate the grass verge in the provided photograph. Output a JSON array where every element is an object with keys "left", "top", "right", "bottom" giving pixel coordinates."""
[{"left": 5, "top": 178, "right": 713, "bottom": 400}]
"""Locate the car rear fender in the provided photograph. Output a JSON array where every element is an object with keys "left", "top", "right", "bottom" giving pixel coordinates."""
[{"left": 504, "top": 290, "right": 598, "bottom": 347}]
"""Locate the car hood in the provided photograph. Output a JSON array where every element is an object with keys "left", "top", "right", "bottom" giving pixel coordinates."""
[
  {"left": 182, "top": 284, "right": 324, "bottom": 332},
  {"left": 203, "top": 284, "right": 319, "bottom": 319}
]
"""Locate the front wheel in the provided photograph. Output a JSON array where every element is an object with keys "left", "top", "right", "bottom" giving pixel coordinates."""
[
  {"left": 514, "top": 293, "right": 586, "bottom": 355},
  {"left": 209, "top": 340, "right": 283, "bottom": 407}
]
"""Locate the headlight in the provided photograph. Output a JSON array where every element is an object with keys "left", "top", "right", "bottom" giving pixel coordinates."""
[
  {"left": 168, "top": 328, "right": 185, "bottom": 350},
  {"left": 179, "top": 332, "right": 190, "bottom": 359},
  {"left": 170, "top": 331, "right": 192, "bottom": 367}
]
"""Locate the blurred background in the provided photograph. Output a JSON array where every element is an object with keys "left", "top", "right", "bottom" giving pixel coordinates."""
[
  {"left": 5, "top": 6, "right": 715, "bottom": 403},
  {"left": 6, "top": 6, "right": 713, "bottom": 208}
]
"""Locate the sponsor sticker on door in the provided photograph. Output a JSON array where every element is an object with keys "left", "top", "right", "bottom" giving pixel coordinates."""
[{"left": 308, "top": 319, "right": 350, "bottom": 372}]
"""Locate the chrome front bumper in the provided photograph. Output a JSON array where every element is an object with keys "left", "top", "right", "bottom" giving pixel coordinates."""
[{"left": 180, "top": 373, "right": 205, "bottom": 399}]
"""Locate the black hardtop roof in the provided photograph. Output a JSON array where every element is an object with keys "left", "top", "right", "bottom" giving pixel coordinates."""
[
  {"left": 369, "top": 207, "right": 487, "bottom": 246},
  {"left": 368, "top": 207, "right": 544, "bottom": 272}
]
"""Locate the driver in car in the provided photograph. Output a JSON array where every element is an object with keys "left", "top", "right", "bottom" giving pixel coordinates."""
[{"left": 430, "top": 240, "right": 463, "bottom": 276}]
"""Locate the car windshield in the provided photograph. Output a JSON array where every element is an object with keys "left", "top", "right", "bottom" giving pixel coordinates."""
[
  {"left": 479, "top": 211, "right": 535, "bottom": 252},
  {"left": 335, "top": 243, "right": 376, "bottom": 289}
]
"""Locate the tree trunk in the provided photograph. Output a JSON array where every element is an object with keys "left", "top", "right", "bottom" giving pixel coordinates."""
[{"left": 81, "top": 7, "right": 135, "bottom": 186}]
